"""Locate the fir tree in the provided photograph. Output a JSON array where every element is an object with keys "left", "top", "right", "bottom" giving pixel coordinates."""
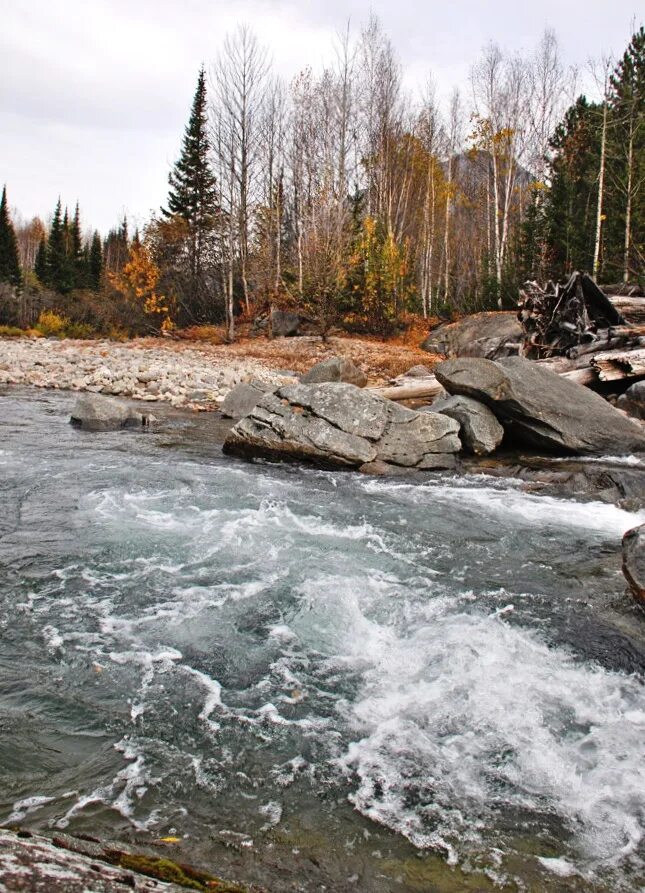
[
  {"left": 163, "top": 67, "right": 217, "bottom": 315},
  {"left": 34, "top": 237, "right": 48, "bottom": 284},
  {"left": 606, "top": 26, "right": 645, "bottom": 282},
  {"left": 47, "top": 198, "right": 74, "bottom": 293},
  {"left": 89, "top": 231, "right": 103, "bottom": 290},
  {"left": 544, "top": 97, "right": 601, "bottom": 276},
  {"left": 70, "top": 202, "right": 86, "bottom": 287},
  {"left": 0, "top": 185, "right": 21, "bottom": 287}
]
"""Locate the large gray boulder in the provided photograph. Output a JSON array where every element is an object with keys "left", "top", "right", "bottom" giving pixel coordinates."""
[
  {"left": 429, "top": 394, "right": 504, "bottom": 455},
  {"left": 220, "top": 380, "right": 274, "bottom": 419},
  {"left": 70, "top": 394, "right": 152, "bottom": 431},
  {"left": 622, "top": 524, "right": 645, "bottom": 611},
  {"left": 224, "top": 382, "right": 461, "bottom": 470},
  {"left": 300, "top": 356, "right": 368, "bottom": 387},
  {"left": 422, "top": 311, "right": 522, "bottom": 359},
  {"left": 617, "top": 380, "right": 645, "bottom": 420},
  {"left": 271, "top": 309, "right": 304, "bottom": 337},
  {"left": 435, "top": 356, "right": 645, "bottom": 455}
]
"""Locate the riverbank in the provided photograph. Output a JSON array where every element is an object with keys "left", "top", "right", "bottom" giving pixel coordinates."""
[{"left": 0, "top": 334, "right": 432, "bottom": 409}]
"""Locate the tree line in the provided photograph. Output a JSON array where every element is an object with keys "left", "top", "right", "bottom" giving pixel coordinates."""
[{"left": 0, "top": 18, "right": 643, "bottom": 338}]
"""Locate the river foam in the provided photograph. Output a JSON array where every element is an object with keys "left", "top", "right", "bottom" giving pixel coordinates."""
[{"left": 3, "top": 391, "right": 645, "bottom": 891}]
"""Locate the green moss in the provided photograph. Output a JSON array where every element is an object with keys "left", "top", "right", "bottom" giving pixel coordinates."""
[{"left": 104, "top": 850, "right": 249, "bottom": 892}]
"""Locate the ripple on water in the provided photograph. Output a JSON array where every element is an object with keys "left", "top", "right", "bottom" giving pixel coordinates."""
[{"left": 2, "top": 392, "right": 645, "bottom": 891}]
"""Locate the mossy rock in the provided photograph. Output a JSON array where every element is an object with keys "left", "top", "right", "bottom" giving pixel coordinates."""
[{"left": 106, "top": 850, "right": 250, "bottom": 892}]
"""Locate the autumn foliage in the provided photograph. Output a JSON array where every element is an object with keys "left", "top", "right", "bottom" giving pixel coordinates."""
[{"left": 109, "top": 241, "right": 175, "bottom": 333}]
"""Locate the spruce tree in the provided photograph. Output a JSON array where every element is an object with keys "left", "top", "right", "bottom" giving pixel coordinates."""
[
  {"left": 34, "top": 237, "right": 48, "bottom": 284},
  {"left": 163, "top": 67, "right": 217, "bottom": 315},
  {"left": 0, "top": 186, "right": 21, "bottom": 287},
  {"left": 544, "top": 98, "right": 601, "bottom": 276},
  {"left": 89, "top": 231, "right": 103, "bottom": 289},
  {"left": 70, "top": 202, "right": 85, "bottom": 287},
  {"left": 607, "top": 26, "right": 645, "bottom": 282},
  {"left": 48, "top": 199, "right": 74, "bottom": 293}
]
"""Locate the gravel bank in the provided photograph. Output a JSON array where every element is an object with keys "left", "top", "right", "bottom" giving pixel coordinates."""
[{"left": 0, "top": 337, "right": 294, "bottom": 408}]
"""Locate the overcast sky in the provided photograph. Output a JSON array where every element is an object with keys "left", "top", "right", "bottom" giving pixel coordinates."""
[{"left": 1, "top": 0, "right": 640, "bottom": 234}]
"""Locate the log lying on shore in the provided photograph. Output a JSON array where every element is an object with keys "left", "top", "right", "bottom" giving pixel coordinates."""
[
  {"left": 370, "top": 379, "right": 445, "bottom": 402},
  {"left": 607, "top": 295, "right": 645, "bottom": 326},
  {"left": 371, "top": 352, "right": 642, "bottom": 405},
  {"left": 591, "top": 348, "right": 645, "bottom": 382}
]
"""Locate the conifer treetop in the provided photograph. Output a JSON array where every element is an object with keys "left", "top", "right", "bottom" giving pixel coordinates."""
[
  {"left": 0, "top": 185, "right": 22, "bottom": 287},
  {"left": 163, "top": 67, "right": 217, "bottom": 231}
]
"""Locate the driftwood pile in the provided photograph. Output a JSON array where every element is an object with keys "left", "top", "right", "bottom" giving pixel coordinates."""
[
  {"left": 376, "top": 273, "right": 645, "bottom": 405},
  {"left": 517, "top": 272, "right": 645, "bottom": 388},
  {"left": 518, "top": 272, "right": 626, "bottom": 359}
]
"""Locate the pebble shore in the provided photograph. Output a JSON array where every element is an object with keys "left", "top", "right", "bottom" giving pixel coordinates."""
[{"left": 0, "top": 337, "right": 292, "bottom": 407}]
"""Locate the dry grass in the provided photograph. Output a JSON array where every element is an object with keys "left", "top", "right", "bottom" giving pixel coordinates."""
[{"left": 126, "top": 327, "right": 438, "bottom": 384}]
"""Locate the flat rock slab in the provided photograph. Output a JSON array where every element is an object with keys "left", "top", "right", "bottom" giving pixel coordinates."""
[
  {"left": 220, "top": 380, "right": 274, "bottom": 420},
  {"left": 0, "top": 829, "right": 199, "bottom": 892},
  {"left": 224, "top": 382, "right": 460, "bottom": 470},
  {"left": 436, "top": 356, "right": 645, "bottom": 455},
  {"left": 70, "top": 394, "right": 153, "bottom": 432}
]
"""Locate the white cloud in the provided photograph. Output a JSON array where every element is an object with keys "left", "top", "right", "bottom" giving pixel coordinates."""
[{"left": 0, "top": 0, "right": 640, "bottom": 232}]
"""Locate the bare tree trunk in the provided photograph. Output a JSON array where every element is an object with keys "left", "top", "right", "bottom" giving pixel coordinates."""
[
  {"left": 623, "top": 114, "right": 634, "bottom": 283},
  {"left": 593, "top": 97, "right": 608, "bottom": 280}
]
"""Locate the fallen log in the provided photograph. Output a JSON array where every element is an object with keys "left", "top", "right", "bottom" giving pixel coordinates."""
[
  {"left": 591, "top": 348, "right": 645, "bottom": 382},
  {"left": 371, "top": 365, "right": 597, "bottom": 403},
  {"left": 567, "top": 330, "right": 645, "bottom": 359},
  {"left": 559, "top": 367, "right": 598, "bottom": 387},
  {"left": 371, "top": 343, "right": 645, "bottom": 404},
  {"left": 370, "top": 379, "right": 444, "bottom": 402},
  {"left": 607, "top": 295, "right": 645, "bottom": 326}
]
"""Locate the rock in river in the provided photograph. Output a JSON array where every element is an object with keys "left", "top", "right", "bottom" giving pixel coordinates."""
[
  {"left": 622, "top": 523, "right": 645, "bottom": 610},
  {"left": 224, "top": 382, "right": 461, "bottom": 470},
  {"left": 435, "top": 355, "right": 645, "bottom": 455},
  {"left": 219, "top": 380, "right": 274, "bottom": 419},
  {"left": 70, "top": 394, "right": 153, "bottom": 431},
  {"left": 428, "top": 394, "right": 504, "bottom": 455}
]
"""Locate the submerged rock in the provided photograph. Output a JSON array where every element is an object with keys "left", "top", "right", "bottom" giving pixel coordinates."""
[
  {"left": 220, "top": 380, "right": 274, "bottom": 419},
  {"left": 436, "top": 355, "right": 645, "bottom": 455},
  {"left": 623, "top": 523, "right": 645, "bottom": 611},
  {"left": 70, "top": 394, "right": 153, "bottom": 431},
  {"left": 428, "top": 394, "right": 504, "bottom": 455},
  {"left": 224, "top": 382, "right": 460, "bottom": 470},
  {"left": 421, "top": 311, "right": 522, "bottom": 359},
  {"left": 300, "top": 356, "right": 368, "bottom": 387}
]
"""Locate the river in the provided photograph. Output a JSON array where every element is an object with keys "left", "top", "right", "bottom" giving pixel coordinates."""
[{"left": 1, "top": 387, "right": 644, "bottom": 892}]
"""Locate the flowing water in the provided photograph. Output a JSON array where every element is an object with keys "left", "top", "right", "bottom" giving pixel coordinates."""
[{"left": 1, "top": 387, "right": 645, "bottom": 892}]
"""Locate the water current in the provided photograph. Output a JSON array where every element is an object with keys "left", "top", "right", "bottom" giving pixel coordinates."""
[{"left": 1, "top": 388, "right": 644, "bottom": 892}]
